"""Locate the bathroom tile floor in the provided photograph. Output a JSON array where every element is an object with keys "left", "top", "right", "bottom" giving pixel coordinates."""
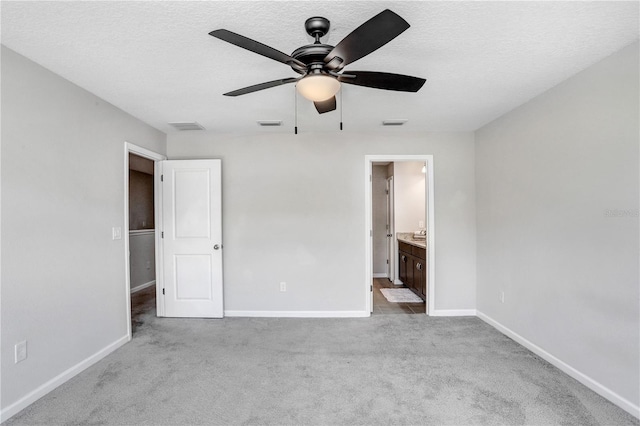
[{"left": 372, "top": 278, "right": 426, "bottom": 315}]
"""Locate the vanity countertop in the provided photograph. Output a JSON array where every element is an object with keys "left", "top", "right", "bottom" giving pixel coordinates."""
[{"left": 397, "top": 232, "right": 426, "bottom": 249}]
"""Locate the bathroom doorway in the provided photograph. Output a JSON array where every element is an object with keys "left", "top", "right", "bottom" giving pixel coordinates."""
[{"left": 365, "top": 155, "right": 434, "bottom": 315}]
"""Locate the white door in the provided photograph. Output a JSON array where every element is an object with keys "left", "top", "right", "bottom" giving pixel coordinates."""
[
  {"left": 159, "top": 159, "right": 223, "bottom": 318},
  {"left": 386, "top": 176, "right": 395, "bottom": 282}
]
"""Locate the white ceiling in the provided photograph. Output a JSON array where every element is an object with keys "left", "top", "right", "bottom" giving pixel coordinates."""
[{"left": 2, "top": 1, "right": 638, "bottom": 134}]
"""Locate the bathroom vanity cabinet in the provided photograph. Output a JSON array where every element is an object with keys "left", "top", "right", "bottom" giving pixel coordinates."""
[{"left": 398, "top": 240, "right": 426, "bottom": 301}]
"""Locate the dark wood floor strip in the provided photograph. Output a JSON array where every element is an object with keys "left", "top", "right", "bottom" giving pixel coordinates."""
[{"left": 372, "top": 277, "right": 425, "bottom": 315}]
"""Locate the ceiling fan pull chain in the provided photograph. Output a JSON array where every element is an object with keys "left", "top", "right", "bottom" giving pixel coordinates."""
[
  {"left": 340, "top": 89, "right": 343, "bottom": 131},
  {"left": 294, "top": 88, "right": 298, "bottom": 135}
]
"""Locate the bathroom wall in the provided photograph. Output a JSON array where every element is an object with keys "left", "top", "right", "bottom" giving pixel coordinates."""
[
  {"left": 393, "top": 161, "right": 426, "bottom": 234},
  {"left": 129, "top": 230, "right": 156, "bottom": 291},
  {"left": 128, "top": 170, "right": 154, "bottom": 229}
]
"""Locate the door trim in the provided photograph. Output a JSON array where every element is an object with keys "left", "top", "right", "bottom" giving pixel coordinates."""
[
  {"left": 365, "top": 155, "right": 435, "bottom": 315},
  {"left": 124, "top": 142, "right": 166, "bottom": 341}
]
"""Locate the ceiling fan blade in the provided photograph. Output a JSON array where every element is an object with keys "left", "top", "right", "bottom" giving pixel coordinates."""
[
  {"left": 324, "top": 9, "right": 410, "bottom": 70},
  {"left": 210, "top": 29, "right": 305, "bottom": 69},
  {"left": 338, "top": 71, "right": 426, "bottom": 92},
  {"left": 314, "top": 97, "right": 337, "bottom": 114},
  {"left": 223, "top": 77, "right": 299, "bottom": 97}
]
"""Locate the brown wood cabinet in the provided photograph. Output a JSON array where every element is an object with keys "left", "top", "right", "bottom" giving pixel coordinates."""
[{"left": 398, "top": 240, "right": 426, "bottom": 301}]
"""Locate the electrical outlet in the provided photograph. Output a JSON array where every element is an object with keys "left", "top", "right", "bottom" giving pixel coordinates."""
[
  {"left": 15, "top": 340, "right": 27, "bottom": 363},
  {"left": 500, "top": 291, "right": 505, "bottom": 303},
  {"left": 112, "top": 227, "right": 122, "bottom": 240},
  {"left": 280, "top": 282, "right": 287, "bottom": 292}
]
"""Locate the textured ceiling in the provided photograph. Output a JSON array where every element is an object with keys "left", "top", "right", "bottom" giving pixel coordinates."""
[{"left": 2, "top": 1, "right": 638, "bottom": 134}]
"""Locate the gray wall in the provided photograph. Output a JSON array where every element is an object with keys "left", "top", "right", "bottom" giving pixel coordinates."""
[
  {"left": 167, "top": 131, "right": 477, "bottom": 313},
  {"left": 393, "top": 161, "right": 426, "bottom": 233},
  {"left": 1, "top": 47, "right": 166, "bottom": 412},
  {"left": 475, "top": 42, "right": 639, "bottom": 407},
  {"left": 128, "top": 162, "right": 154, "bottom": 230},
  {"left": 129, "top": 231, "right": 156, "bottom": 290}
]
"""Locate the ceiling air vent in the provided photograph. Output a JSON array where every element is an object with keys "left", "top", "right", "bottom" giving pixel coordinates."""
[
  {"left": 257, "top": 120, "right": 283, "bottom": 127},
  {"left": 382, "top": 119, "right": 408, "bottom": 126},
  {"left": 168, "top": 122, "right": 205, "bottom": 131}
]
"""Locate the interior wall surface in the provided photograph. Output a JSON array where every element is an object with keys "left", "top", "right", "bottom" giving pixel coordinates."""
[
  {"left": 475, "top": 42, "right": 639, "bottom": 409},
  {"left": 167, "top": 131, "right": 476, "bottom": 314},
  {"left": 129, "top": 169, "right": 154, "bottom": 230},
  {"left": 393, "top": 161, "right": 426, "bottom": 234},
  {"left": 129, "top": 231, "right": 156, "bottom": 290},
  {"left": 1, "top": 46, "right": 167, "bottom": 416}
]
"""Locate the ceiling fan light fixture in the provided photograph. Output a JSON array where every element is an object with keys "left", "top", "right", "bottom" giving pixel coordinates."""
[{"left": 296, "top": 74, "right": 341, "bottom": 102}]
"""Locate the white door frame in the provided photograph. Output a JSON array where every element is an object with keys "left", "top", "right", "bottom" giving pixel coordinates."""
[
  {"left": 124, "top": 142, "right": 166, "bottom": 341},
  {"left": 365, "top": 155, "right": 435, "bottom": 315}
]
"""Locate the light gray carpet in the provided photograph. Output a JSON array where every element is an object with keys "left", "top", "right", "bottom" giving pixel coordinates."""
[{"left": 6, "top": 311, "right": 639, "bottom": 425}]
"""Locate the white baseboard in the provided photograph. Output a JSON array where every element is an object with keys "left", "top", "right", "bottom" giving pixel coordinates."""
[
  {"left": 431, "top": 309, "right": 476, "bottom": 317},
  {"left": 393, "top": 279, "right": 403, "bottom": 285},
  {"left": 130, "top": 280, "right": 155, "bottom": 294},
  {"left": 476, "top": 311, "right": 640, "bottom": 419},
  {"left": 372, "top": 273, "right": 388, "bottom": 278},
  {"left": 0, "top": 335, "right": 129, "bottom": 423},
  {"left": 224, "top": 310, "right": 369, "bottom": 318}
]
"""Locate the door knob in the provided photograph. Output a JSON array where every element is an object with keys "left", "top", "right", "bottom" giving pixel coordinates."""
[{"left": 213, "top": 244, "right": 220, "bottom": 250}]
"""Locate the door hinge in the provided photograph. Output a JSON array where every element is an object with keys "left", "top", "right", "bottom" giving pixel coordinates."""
[
  {"left": 370, "top": 230, "right": 373, "bottom": 237},
  {"left": 162, "top": 288, "right": 165, "bottom": 295},
  {"left": 161, "top": 231, "right": 164, "bottom": 238},
  {"left": 369, "top": 174, "right": 372, "bottom": 182},
  {"left": 385, "top": 190, "right": 389, "bottom": 194},
  {"left": 386, "top": 259, "right": 389, "bottom": 264},
  {"left": 370, "top": 285, "right": 373, "bottom": 292},
  {"left": 161, "top": 174, "right": 164, "bottom": 182}
]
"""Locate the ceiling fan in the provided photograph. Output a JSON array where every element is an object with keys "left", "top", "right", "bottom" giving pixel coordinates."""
[{"left": 209, "top": 9, "right": 426, "bottom": 114}]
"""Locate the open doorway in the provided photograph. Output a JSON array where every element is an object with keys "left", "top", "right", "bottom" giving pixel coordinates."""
[
  {"left": 128, "top": 153, "right": 156, "bottom": 332},
  {"left": 124, "top": 142, "right": 166, "bottom": 340},
  {"left": 365, "top": 155, "right": 435, "bottom": 316}
]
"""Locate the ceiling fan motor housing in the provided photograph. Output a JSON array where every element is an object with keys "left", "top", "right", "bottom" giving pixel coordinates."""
[{"left": 290, "top": 44, "right": 334, "bottom": 74}]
